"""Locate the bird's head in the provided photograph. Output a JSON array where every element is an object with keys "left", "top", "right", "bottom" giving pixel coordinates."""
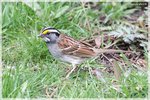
[{"left": 38, "top": 27, "right": 60, "bottom": 43}]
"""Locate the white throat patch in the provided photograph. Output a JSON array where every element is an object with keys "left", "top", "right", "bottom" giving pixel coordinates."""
[{"left": 43, "top": 37, "right": 51, "bottom": 42}]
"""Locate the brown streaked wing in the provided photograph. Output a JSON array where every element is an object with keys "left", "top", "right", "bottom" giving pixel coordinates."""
[
  {"left": 58, "top": 34, "right": 96, "bottom": 58},
  {"left": 74, "top": 46, "right": 96, "bottom": 58},
  {"left": 57, "top": 34, "right": 79, "bottom": 49}
]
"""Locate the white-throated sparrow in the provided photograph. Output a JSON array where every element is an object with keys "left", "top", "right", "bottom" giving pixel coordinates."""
[{"left": 38, "top": 27, "right": 128, "bottom": 78}]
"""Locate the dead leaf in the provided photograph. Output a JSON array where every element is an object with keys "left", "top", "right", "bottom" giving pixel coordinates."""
[
  {"left": 91, "top": 68, "right": 106, "bottom": 82},
  {"left": 112, "top": 60, "right": 122, "bottom": 81},
  {"left": 112, "top": 81, "right": 122, "bottom": 92},
  {"left": 137, "top": 59, "right": 147, "bottom": 68},
  {"left": 137, "top": 17, "right": 145, "bottom": 28},
  {"left": 95, "top": 36, "right": 102, "bottom": 48}
]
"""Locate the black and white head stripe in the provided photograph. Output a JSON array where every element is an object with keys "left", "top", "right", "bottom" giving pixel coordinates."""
[{"left": 42, "top": 27, "right": 60, "bottom": 35}]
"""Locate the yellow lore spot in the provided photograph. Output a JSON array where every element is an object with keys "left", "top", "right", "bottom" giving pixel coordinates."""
[{"left": 42, "top": 30, "right": 49, "bottom": 35}]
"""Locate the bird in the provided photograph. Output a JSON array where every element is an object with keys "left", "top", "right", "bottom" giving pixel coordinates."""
[{"left": 38, "top": 27, "right": 130, "bottom": 79}]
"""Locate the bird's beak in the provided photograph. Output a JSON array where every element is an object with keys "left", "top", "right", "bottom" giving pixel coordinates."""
[{"left": 38, "top": 33, "right": 43, "bottom": 37}]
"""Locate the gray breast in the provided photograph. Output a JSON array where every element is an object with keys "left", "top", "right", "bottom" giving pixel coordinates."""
[
  {"left": 47, "top": 43, "right": 63, "bottom": 59},
  {"left": 46, "top": 43, "right": 84, "bottom": 64}
]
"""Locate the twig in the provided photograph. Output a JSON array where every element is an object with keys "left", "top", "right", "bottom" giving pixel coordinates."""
[
  {"left": 45, "top": 86, "right": 50, "bottom": 98},
  {"left": 49, "top": 87, "right": 58, "bottom": 98},
  {"left": 104, "top": 39, "right": 121, "bottom": 49}
]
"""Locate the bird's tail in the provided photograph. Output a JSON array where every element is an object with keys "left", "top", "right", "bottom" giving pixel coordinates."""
[{"left": 94, "top": 49, "right": 132, "bottom": 54}]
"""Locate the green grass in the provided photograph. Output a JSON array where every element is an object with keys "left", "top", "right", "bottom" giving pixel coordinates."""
[{"left": 2, "top": 2, "right": 148, "bottom": 98}]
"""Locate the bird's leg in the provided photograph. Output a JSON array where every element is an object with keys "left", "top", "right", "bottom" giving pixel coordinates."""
[{"left": 65, "top": 64, "right": 77, "bottom": 79}]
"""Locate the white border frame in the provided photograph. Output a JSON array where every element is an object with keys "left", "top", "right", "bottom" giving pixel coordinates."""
[
  {"left": 0, "top": 0, "right": 2, "bottom": 99},
  {"left": 0, "top": 0, "right": 149, "bottom": 100},
  {"left": 148, "top": 1, "right": 150, "bottom": 100}
]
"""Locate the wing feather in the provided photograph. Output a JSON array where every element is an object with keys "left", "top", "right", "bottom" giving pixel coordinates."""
[{"left": 57, "top": 34, "right": 96, "bottom": 58}]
